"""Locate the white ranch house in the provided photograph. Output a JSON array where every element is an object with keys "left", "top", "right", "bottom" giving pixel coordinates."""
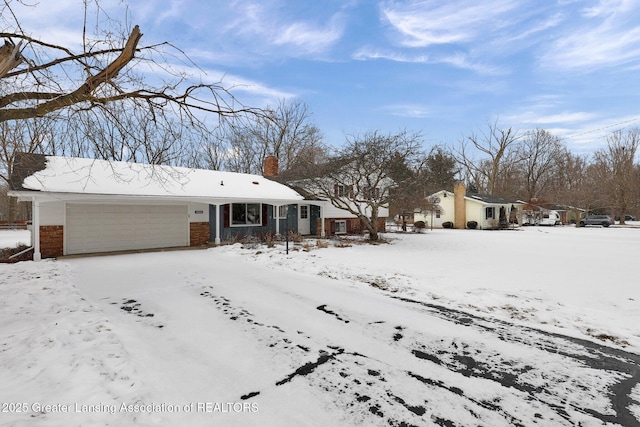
[
  {"left": 8, "top": 154, "right": 389, "bottom": 260},
  {"left": 415, "top": 184, "right": 523, "bottom": 229}
]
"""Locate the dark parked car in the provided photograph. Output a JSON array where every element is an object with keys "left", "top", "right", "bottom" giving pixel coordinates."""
[
  {"left": 614, "top": 214, "right": 636, "bottom": 221},
  {"left": 579, "top": 215, "right": 615, "bottom": 227}
]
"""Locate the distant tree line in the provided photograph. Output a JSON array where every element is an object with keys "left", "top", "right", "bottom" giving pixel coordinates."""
[{"left": 453, "top": 120, "right": 640, "bottom": 224}]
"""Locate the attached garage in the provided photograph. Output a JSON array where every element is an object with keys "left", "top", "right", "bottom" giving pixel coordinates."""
[
  {"left": 9, "top": 153, "right": 304, "bottom": 260},
  {"left": 66, "top": 204, "right": 188, "bottom": 255}
]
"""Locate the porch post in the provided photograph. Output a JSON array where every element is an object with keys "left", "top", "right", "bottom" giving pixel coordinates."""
[
  {"left": 32, "top": 198, "right": 41, "bottom": 261},
  {"left": 275, "top": 205, "right": 280, "bottom": 236},
  {"left": 214, "top": 204, "right": 221, "bottom": 245},
  {"left": 320, "top": 204, "right": 326, "bottom": 238}
]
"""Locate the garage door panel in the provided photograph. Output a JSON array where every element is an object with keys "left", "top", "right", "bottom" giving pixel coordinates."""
[{"left": 66, "top": 204, "right": 188, "bottom": 255}]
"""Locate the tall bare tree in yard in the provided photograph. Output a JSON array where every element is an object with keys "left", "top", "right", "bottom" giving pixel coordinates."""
[
  {"left": 592, "top": 128, "right": 640, "bottom": 224},
  {"left": 553, "top": 150, "right": 589, "bottom": 223},
  {"left": 183, "top": 124, "right": 232, "bottom": 172},
  {"left": 454, "top": 120, "right": 524, "bottom": 195},
  {"left": 300, "top": 130, "right": 424, "bottom": 241},
  {"left": 224, "top": 99, "right": 326, "bottom": 174},
  {"left": 518, "top": 129, "right": 565, "bottom": 201}
]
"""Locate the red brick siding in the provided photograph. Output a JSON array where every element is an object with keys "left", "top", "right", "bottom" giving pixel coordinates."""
[
  {"left": 263, "top": 156, "right": 279, "bottom": 177},
  {"left": 190, "top": 222, "right": 210, "bottom": 246},
  {"left": 40, "top": 225, "right": 64, "bottom": 258}
]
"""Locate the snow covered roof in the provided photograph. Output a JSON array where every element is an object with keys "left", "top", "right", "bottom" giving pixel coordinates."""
[
  {"left": 426, "top": 189, "right": 522, "bottom": 206},
  {"left": 10, "top": 154, "right": 304, "bottom": 204},
  {"left": 467, "top": 193, "right": 522, "bottom": 205}
]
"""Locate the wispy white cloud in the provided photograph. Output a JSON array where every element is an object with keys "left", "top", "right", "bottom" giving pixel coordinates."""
[
  {"left": 506, "top": 111, "right": 600, "bottom": 126},
  {"left": 381, "top": 104, "right": 432, "bottom": 118},
  {"left": 215, "top": 1, "right": 345, "bottom": 57},
  {"left": 273, "top": 15, "right": 345, "bottom": 54},
  {"left": 380, "top": 0, "right": 523, "bottom": 48},
  {"left": 436, "top": 52, "right": 506, "bottom": 75},
  {"left": 498, "top": 12, "right": 564, "bottom": 47},
  {"left": 353, "top": 47, "right": 503, "bottom": 75},
  {"left": 541, "top": 0, "right": 640, "bottom": 70},
  {"left": 352, "top": 47, "right": 429, "bottom": 63},
  {"left": 501, "top": 104, "right": 640, "bottom": 152}
]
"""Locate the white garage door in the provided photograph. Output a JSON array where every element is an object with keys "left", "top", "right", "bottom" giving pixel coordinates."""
[{"left": 66, "top": 204, "right": 188, "bottom": 255}]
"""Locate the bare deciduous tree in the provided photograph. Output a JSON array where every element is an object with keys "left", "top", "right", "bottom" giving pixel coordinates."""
[
  {"left": 518, "top": 129, "right": 565, "bottom": 201},
  {"left": 592, "top": 128, "right": 640, "bottom": 224},
  {"left": 300, "top": 130, "right": 424, "bottom": 241},
  {"left": 0, "top": 1, "right": 259, "bottom": 162},
  {"left": 223, "top": 99, "right": 326, "bottom": 174},
  {"left": 553, "top": 150, "right": 589, "bottom": 223},
  {"left": 453, "top": 120, "right": 524, "bottom": 195}
]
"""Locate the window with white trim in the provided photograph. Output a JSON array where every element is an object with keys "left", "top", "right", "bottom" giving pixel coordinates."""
[
  {"left": 335, "top": 220, "right": 347, "bottom": 234},
  {"left": 232, "top": 203, "right": 261, "bottom": 225},
  {"left": 300, "top": 205, "right": 308, "bottom": 219},
  {"left": 485, "top": 207, "right": 495, "bottom": 220},
  {"left": 278, "top": 205, "right": 288, "bottom": 218}
]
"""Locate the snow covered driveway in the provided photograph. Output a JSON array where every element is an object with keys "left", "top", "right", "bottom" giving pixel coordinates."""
[{"left": 1, "top": 227, "right": 640, "bottom": 426}]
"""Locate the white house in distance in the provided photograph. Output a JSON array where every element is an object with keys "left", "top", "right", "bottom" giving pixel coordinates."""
[
  {"left": 9, "top": 153, "right": 305, "bottom": 260},
  {"left": 415, "top": 184, "right": 523, "bottom": 229}
]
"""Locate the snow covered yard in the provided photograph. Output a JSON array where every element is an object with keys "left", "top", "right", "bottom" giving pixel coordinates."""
[
  {"left": 0, "top": 229, "right": 30, "bottom": 249},
  {"left": 1, "top": 226, "right": 639, "bottom": 426}
]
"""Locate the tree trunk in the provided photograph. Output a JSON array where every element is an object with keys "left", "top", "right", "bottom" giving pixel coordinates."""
[{"left": 360, "top": 215, "right": 379, "bottom": 241}]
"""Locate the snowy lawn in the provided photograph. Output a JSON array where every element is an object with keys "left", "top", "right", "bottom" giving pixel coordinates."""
[
  {"left": 0, "top": 229, "right": 30, "bottom": 249},
  {"left": 1, "top": 225, "right": 639, "bottom": 426}
]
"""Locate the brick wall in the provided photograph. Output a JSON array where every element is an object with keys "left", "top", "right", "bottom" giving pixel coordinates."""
[
  {"left": 190, "top": 222, "right": 210, "bottom": 246},
  {"left": 454, "top": 183, "right": 466, "bottom": 229},
  {"left": 263, "top": 155, "right": 279, "bottom": 177},
  {"left": 40, "top": 225, "right": 64, "bottom": 258}
]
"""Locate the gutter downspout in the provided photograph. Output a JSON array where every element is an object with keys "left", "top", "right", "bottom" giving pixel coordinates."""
[{"left": 9, "top": 246, "right": 34, "bottom": 260}]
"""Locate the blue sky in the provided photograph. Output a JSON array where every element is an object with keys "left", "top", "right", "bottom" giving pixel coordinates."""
[{"left": 14, "top": 0, "right": 640, "bottom": 154}]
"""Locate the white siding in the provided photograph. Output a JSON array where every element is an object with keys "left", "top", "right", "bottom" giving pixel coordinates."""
[
  {"left": 466, "top": 201, "right": 486, "bottom": 228},
  {"left": 188, "top": 203, "right": 210, "bottom": 222},
  {"left": 39, "top": 202, "right": 65, "bottom": 226},
  {"left": 321, "top": 202, "right": 389, "bottom": 219}
]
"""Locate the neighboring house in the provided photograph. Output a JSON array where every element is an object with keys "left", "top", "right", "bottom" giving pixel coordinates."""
[
  {"left": 414, "top": 184, "right": 523, "bottom": 229},
  {"left": 9, "top": 153, "right": 304, "bottom": 260},
  {"left": 521, "top": 201, "right": 585, "bottom": 225},
  {"left": 264, "top": 156, "right": 389, "bottom": 237},
  {"left": 521, "top": 202, "right": 562, "bottom": 225}
]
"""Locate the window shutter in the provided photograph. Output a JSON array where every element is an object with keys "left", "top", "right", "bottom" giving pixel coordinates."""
[
  {"left": 346, "top": 219, "right": 352, "bottom": 233},
  {"left": 334, "top": 184, "right": 339, "bottom": 196},
  {"left": 223, "top": 204, "right": 230, "bottom": 228},
  {"left": 330, "top": 220, "right": 336, "bottom": 234},
  {"left": 348, "top": 185, "right": 354, "bottom": 198},
  {"left": 262, "top": 204, "right": 268, "bottom": 227}
]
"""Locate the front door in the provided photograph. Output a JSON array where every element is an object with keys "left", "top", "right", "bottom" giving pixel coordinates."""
[{"left": 299, "top": 205, "right": 311, "bottom": 235}]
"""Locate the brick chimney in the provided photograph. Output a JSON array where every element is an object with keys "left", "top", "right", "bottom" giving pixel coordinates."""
[
  {"left": 263, "top": 155, "right": 278, "bottom": 177},
  {"left": 453, "top": 183, "right": 466, "bottom": 229}
]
